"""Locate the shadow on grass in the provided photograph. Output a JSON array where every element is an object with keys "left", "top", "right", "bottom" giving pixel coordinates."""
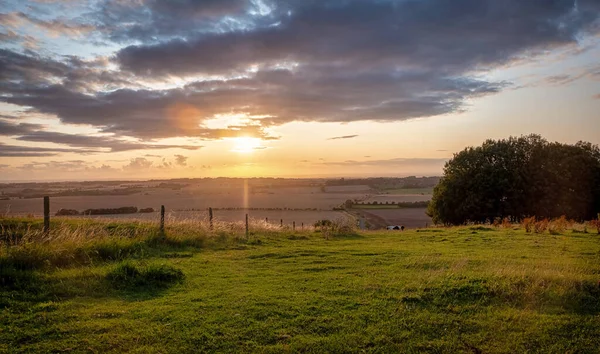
[
  {"left": 0, "top": 260, "right": 187, "bottom": 310},
  {"left": 400, "top": 277, "right": 600, "bottom": 315}
]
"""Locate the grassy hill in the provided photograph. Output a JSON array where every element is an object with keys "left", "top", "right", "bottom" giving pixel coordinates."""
[{"left": 1, "top": 218, "right": 599, "bottom": 353}]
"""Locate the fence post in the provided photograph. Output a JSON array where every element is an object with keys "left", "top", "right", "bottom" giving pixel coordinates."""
[
  {"left": 160, "top": 205, "right": 165, "bottom": 233},
  {"left": 302, "top": 222, "right": 304, "bottom": 230},
  {"left": 265, "top": 217, "right": 268, "bottom": 223},
  {"left": 209, "top": 207, "right": 213, "bottom": 230},
  {"left": 43, "top": 196, "right": 50, "bottom": 234},
  {"left": 245, "top": 214, "right": 249, "bottom": 238},
  {"left": 280, "top": 219, "right": 283, "bottom": 227},
  {"left": 293, "top": 221, "right": 295, "bottom": 232}
]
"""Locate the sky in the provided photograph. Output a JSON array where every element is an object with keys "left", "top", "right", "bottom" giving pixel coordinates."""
[{"left": 0, "top": 0, "right": 599, "bottom": 181}]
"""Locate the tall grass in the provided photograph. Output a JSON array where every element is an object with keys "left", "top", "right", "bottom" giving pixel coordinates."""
[{"left": 0, "top": 215, "right": 320, "bottom": 272}]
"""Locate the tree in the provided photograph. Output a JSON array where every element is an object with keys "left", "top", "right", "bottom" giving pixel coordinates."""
[
  {"left": 427, "top": 135, "right": 600, "bottom": 225},
  {"left": 344, "top": 199, "right": 354, "bottom": 209}
]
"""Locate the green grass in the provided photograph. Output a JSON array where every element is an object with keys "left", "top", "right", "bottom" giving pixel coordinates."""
[{"left": 1, "top": 218, "right": 600, "bottom": 353}]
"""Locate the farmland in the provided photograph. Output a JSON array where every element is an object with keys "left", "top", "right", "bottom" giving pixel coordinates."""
[
  {"left": 1, "top": 217, "right": 599, "bottom": 353},
  {"left": 0, "top": 177, "right": 435, "bottom": 229}
]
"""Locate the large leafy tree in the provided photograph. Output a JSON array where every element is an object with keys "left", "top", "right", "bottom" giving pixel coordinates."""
[{"left": 427, "top": 135, "right": 600, "bottom": 225}]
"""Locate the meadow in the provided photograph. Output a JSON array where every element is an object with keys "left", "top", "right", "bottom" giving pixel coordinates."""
[{"left": 1, "top": 217, "right": 599, "bottom": 353}]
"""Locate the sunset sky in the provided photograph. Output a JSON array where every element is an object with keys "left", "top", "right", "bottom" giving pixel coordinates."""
[{"left": 1, "top": 0, "right": 599, "bottom": 181}]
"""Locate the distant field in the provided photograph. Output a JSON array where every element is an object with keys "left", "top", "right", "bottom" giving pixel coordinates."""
[
  {"left": 2, "top": 219, "right": 598, "bottom": 353},
  {"left": 350, "top": 208, "right": 432, "bottom": 229},
  {"left": 68, "top": 210, "right": 351, "bottom": 227},
  {"left": 361, "top": 208, "right": 432, "bottom": 228},
  {"left": 0, "top": 186, "right": 368, "bottom": 215}
]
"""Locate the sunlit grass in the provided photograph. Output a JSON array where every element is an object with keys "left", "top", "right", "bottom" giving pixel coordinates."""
[{"left": 1, "top": 218, "right": 599, "bottom": 353}]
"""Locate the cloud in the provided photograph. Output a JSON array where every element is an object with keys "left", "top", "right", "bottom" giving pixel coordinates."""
[
  {"left": 0, "top": 0, "right": 599, "bottom": 155},
  {"left": 328, "top": 135, "right": 358, "bottom": 140},
  {"left": 14, "top": 131, "right": 204, "bottom": 152},
  {"left": 0, "top": 12, "right": 95, "bottom": 38},
  {"left": 95, "top": 0, "right": 252, "bottom": 43},
  {"left": 0, "top": 142, "right": 98, "bottom": 157},
  {"left": 174, "top": 154, "right": 188, "bottom": 166},
  {"left": 123, "top": 157, "right": 153, "bottom": 170}
]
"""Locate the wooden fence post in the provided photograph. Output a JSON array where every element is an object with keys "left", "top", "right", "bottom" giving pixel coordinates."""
[
  {"left": 160, "top": 205, "right": 165, "bottom": 233},
  {"left": 265, "top": 217, "right": 268, "bottom": 223},
  {"left": 280, "top": 219, "right": 283, "bottom": 227},
  {"left": 245, "top": 214, "right": 249, "bottom": 237},
  {"left": 301, "top": 222, "right": 304, "bottom": 230},
  {"left": 209, "top": 207, "right": 213, "bottom": 230},
  {"left": 293, "top": 221, "right": 295, "bottom": 231},
  {"left": 43, "top": 196, "right": 50, "bottom": 234}
]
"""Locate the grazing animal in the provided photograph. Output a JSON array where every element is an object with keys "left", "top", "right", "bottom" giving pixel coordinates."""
[{"left": 387, "top": 225, "right": 405, "bottom": 231}]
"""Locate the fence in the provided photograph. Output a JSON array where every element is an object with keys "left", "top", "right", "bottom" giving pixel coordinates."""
[{"left": 39, "top": 196, "right": 332, "bottom": 237}]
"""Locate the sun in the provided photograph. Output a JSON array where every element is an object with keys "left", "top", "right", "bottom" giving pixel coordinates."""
[{"left": 231, "top": 137, "right": 263, "bottom": 153}]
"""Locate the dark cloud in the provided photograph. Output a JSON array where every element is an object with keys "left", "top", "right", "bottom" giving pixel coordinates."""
[
  {"left": 328, "top": 135, "right": 358, "bottom": 140},
  {"left": 0, "top": 142, "right": 98, "bottom": 157},
  {"left": 0, "top": 119, "right": 45, "bottom": 136},
  {"left": 116, "top": 0, "right": 600, "bottom": 77},
  {"left": 14, "top": 131, "right": 203, "bottom": 152},
  {"left": 1, "top": 0, "right": 599, "bottom": 152}
]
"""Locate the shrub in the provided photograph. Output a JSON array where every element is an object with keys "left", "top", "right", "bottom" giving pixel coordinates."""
[
  {"left": 534, "top": 219, "right": 549, "bottom": 234},
  {"left": 589, "top": 220, "right": 600, "bottom": 235},
  {"left": 549, "top": 215, "right": 568, "bottom": 234},
  {"left": 522, "top": 217, "right": 536, "bottom": 233},
  {"left": 501, "top": 217, "right": 512, "bottom": 228}
]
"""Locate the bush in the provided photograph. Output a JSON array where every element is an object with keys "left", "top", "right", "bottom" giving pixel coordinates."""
[
  {"left": 534, "top": 219, "right": 549, "bottom": 234},
  {"left": 522, "top": 217, "right": 536, "bottom": 233},
  {"left": 549, "top": 215, "right": 568, "bottom": 234},
  {"left": 106, "top": 262, "right": 184, "bottom": 289},
  {"left": 589, "top": 219, "right": 600, "bottom": 235}
]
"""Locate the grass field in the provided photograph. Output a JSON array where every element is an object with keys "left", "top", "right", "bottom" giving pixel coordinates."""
[{"left": 1, "top": 218, "right": 599, "bottom": 353}]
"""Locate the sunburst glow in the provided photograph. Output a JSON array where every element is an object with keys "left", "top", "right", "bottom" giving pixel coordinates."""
[{"left": 231, "top": 137, "right": 263, "bottom": 153}]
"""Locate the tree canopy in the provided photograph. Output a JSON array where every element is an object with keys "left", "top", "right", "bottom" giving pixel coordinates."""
[{"left": 427, "top": 135, "right": 600, "bottom": 225}]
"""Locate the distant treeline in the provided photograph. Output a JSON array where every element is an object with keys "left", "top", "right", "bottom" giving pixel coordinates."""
[
  {"left": 364, "top": 201, "right": 428, "bottom": 208},
  {"left": 56, "top": 207, "right": 155, "bottom": 216},
  {"left": 5, "top": 188, "right": 142, "bottom": 199},
  {"left": 175, "top": 207, "right": 323, "bottom": 212},
  {"left": 325, "top": 176, "right": 440, "bottom": 189}
]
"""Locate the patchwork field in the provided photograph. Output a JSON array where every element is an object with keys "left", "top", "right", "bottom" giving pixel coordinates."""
[
  {"left": 2, "top": 218, "right": 599, "bottom": 353},
  {"left": 356, "top": 208, "right": 433, "bottom": 228}
]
